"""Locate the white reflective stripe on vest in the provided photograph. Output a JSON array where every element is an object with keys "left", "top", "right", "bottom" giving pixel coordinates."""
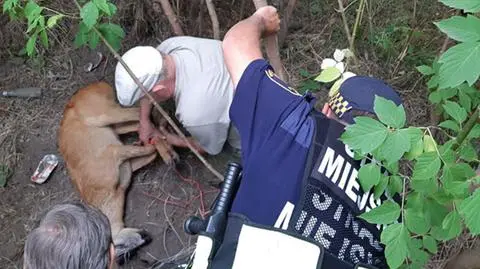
[
  {"left": 232, "top": 224, "right": 322, "bottom": 269},
  {"left": 192, "top": 235, "right": 214, "bottom": 269}
]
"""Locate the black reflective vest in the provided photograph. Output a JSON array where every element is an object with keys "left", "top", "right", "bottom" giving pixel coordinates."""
[{"left": 207, "top": 110, "right": 387, "bottom": 269}]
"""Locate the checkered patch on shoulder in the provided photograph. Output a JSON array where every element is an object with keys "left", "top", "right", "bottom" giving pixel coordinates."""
[{"left": 328, "top": 92, "right": 352, "bottom": 117}]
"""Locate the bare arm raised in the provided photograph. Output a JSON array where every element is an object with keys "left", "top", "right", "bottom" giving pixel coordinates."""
[{"left": 222, "top": 6, "right": 281, "bottom": 88}]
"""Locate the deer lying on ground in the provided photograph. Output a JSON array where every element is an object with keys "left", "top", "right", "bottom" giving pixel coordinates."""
[{"left": 58, "top": 81, "right": 179, "bottom": 261}]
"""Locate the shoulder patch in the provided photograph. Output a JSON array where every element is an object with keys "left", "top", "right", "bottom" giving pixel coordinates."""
[{"left": 265, "top": 69, "right": 301, "bottom": 96}]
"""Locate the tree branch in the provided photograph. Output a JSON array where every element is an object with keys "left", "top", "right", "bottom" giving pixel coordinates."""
[
  {"left": 337, "top": 0, "right": 353, "bottom": 49},
  {"left": 158, "top": 0, "right": 185, "bottom": 36},
  {"left": 252, "top": 0, "right": 288, "bottom": 82},
  {"left": 278, "top": 0, "right": 297, "bottom": 47},
  {"left": 206, "top": 0, "right": 220, "bottom": 39}
]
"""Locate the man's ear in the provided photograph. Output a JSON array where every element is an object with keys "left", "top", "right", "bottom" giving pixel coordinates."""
[
  {"left": 151, "top": 84, "right": 166, "bottom": 93},
  {"left": 108, "top": 243, "right": 116, "bottom": 269}
]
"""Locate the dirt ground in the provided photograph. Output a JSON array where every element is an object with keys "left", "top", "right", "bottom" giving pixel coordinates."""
[{"left": 0, "top": 0, "right": 474, "bottom": 268}]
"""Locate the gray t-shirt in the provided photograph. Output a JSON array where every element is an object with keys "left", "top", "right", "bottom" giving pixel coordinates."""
[{"left": 157, "top": 36, "right": 238, "bottom": 155}]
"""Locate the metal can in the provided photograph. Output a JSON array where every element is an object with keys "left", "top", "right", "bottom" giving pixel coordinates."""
[{"left": 31, "top": 154, "right": 59, "bottom": 184}]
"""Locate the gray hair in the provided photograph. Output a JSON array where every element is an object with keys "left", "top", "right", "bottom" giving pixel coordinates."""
[{"left": 24, "top": 202, "right": 112, "bottom": 269}]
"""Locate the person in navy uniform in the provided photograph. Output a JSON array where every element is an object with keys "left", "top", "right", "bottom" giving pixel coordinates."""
[{"left": 193, "top": 6, "right": 403, "bottom": 269}]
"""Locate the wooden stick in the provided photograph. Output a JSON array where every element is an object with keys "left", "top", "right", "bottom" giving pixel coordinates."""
[
  {"left": 206, "top": 0, "right": 220, "bottom": 39},
  {"left": 158, "top": 0, "right": 185, "bottom": 36},
  {"left": 252, "top": 0, "right": 288, "bottom": 82},
  {"left": 278, "top": 0, "right": 297, "bottom": 47}
]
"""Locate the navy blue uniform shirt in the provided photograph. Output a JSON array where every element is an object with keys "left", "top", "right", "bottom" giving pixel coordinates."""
[{"left": 229, "top": 59, "right": 315, "bottom": 226}]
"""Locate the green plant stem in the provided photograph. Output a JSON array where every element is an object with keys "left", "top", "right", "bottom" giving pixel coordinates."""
[
  {"left": 452, "top": 106, "right": 479, "bottom": 151},
  {"left": 349, "top": 0, "right": 365, "bottom": 63},
  {"left": 72, "top": 0, "right": 223, "bottom": 181},
  {"left": 43, "top": 7, "right": 79, "bottom": 19}
]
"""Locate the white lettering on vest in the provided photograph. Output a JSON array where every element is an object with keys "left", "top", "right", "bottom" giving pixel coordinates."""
[
  {"left": 345, "top": 169, "right": 360, "bottom": 203},
  {"left": 274, "top": 202, "right": 295, "bottom": 230},
  {"left": 318, "top": 147, "right": 344, "bottom": 184}
]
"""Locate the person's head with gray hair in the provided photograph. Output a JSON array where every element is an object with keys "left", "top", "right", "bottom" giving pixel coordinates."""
[{"left": 24, "top": 202, "right": 115, "bottom": 269}]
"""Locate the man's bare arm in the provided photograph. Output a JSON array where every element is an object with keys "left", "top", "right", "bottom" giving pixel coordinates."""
[
  {"left": 222, "top": 6, "right": 281, "bottom": 87},
  {"left": 159, "top": 127, "right": 206, "bottom": 154}
]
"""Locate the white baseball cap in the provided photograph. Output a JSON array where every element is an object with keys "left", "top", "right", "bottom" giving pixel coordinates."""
[{"left": 115, "top": 46, "right": 164, "bottom": 106}]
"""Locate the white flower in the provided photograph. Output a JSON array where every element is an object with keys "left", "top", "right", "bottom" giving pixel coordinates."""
[{"left": 320, "top": 48, "right": 356, "bottom": 81}]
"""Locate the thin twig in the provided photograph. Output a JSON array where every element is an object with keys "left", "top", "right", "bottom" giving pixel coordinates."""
[
  {"left": 337, "top": 0, "right": 353, "bottom": 49},
  {"left": 350, "top": 0, "right": 366, "bottom": 61},
  {"left": 206, "top": 0, "right": 220, "bottom": 39},
  {"left": 278, "top": 0, "right": 297, "bottom": 47}
]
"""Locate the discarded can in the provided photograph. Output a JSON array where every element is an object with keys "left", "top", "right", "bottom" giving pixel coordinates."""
[
  {"left": 1, "top": 87, "right": 42, "bottom": 98},
  {"left": 31, "top": 154, "right": 59, "bottom": 184}
]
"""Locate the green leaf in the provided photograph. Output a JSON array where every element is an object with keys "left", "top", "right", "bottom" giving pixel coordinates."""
[
  {"left": 435, "top": 15, "right": 480, "bottom": 43},
  {"left": 299, "top": 69, "right": 311, "bottom": 78},
  {"left": 340, "top": 117, "right": 389, "bottom": 154},
  {"left": 97, "top": 23, "right": 125, "bottom": 51},
  {"left": 107, "top": 2, "right": 117, "bottom": 16},
  {"left": 413, "top": 152, "right": 441, "bottom": 179},
  {"left": 405, "top": 208, "right": 431, "bottom": 235},
  {"left": 88, "top": 30, "right": 100, "bottom": 49},
  {"left": 458, "top": 83, "right": 477, "bottom": 95},
  {"left": 439, "top": 0, "right": 480, "bottom": 12},
  {"left": 443, "top": 101, "right": 468, "bottom": 124},
  {"left": 411, "top": 175, "right": 437, "bottom": 194},
  {"left": 416, "top": 65, "right": 434, "bottom": 75},
  {"left": 47, "top": 14, "right": 64, "bottom": 28},
  {"left": 467, "top": 124, "right": 480, "bottom": 139},
  {"left": 459, "top": 142, "right": 477, "bottom": 161},
  {"left": 374, "top": 175, "right": 389, "bottom": 200},
  {"left": 438, "top": 42, "right": 480, "bottom": 89},
  {"left": 93, "top": 0, "right": 110, "bottom": 15},
  {"left": 438, "top": 120, "right": 460, "bottom": 132},
  {"left": 379, "top": 129, "right": 411, "bottom": 164},
  {"left": 459, "top": 189, "right": 480, "bottom": 234},
  {"left": 358, "top": 163, "right": 381, "bottom": 192},
  {"left": 406, "top": 192, "right": 424, "bottom": 211},
  {"left": 440, "top": 88, "right": 458, "bottom": 100},
  {"left": 3, "top": 0, "right": 18, "bottom": 13},
  {"left": 427, "top": 75, "right": 439, "bottom": 89},
  {"left": 381, "top": 223, "right": 403, "bottom": 244},
  {"left": 425, "top": 198, "right": 448, "bottom": 226},
  {"left": 374, "top": 95, "right": 406, "bottom": 128},
  {"left": 428, "top": 90, "right": 442, "bottom": 104},
  {"left": 359, "top": 200, "right": 400, "bottom": 225},
  {"left": 314, "top": 67, "right": 341, "bottom": 83},
  {"left": 387, "top": 175, "right": 403, "bottom": 196},
  {"left": 405, "top": 139, "right": 423, "bottom": 160},
  {"left": 39, "top": 29, "right": 48, "bottom": 48},
  {"left": 80, "top": 2, "right": 99, "bottom": 30},
  {"left": 26, "top": 33, "right": 38, "bottom": 56},
  {"left": 407, "top": 244, "right": 429, "bottom": 268},
  {"left": 0, "top": 165, "right": 12, "bottom": 188},
  {"left": 74, "top": 22, "right": 90, "bottom": 47},
  {"left": 442, "top": 210, "right": 463, "bottom": 240},
  {"left": 459, "top": 90, "right": 473, "bottom": 113},
  {"left": 423, "top": 235, "right": 438, "bottom": 254},
  {"left": 383, "top": 224, "right": 409, "bottom": 269}
]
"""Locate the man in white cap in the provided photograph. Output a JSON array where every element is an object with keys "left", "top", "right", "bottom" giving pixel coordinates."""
[{"left": 115, "top": 36, "right": 240, "bottom": 155}]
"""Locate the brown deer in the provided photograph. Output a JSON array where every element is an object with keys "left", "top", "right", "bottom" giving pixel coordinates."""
[{"left": 58, "top": 81, "right": 178, "bottom": 261}]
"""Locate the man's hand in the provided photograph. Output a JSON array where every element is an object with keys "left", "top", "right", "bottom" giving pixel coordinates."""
[
  {"left": 222, "top": 5, "right": 280, "bottom": 87},
  {"left": 139, "top": 119, "right": 164, "bottom": 145},
  {"left": 253, "top": 6, "right": 281, "bottom": 37},
  {"left": 159, "top": 126, "right": 205, "bottom": 154}
]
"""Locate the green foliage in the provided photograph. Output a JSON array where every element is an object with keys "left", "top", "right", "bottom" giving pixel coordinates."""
[
  {"left": 359, "top": 200, "right": 401, "bottom": 225},
  {"left": 3, "top": 0, "right": 124, "bottom": 57},
  {"left": 0, "top": 165, "right": 12, "bottom": 188},
  {"left": 439, "top": 0, "right": 480, "bottom": 13},
  {"left": 358, "top": 163, "right": 381, "bottom": 192},
  {"left": 314, "top": 67, "right": 341, "bottom": 83}
]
